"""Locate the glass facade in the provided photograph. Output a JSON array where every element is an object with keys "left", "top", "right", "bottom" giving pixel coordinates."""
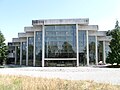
[
  {"left": 89, "top": 36, "right": 96, "bottom": 65},
  {"left": 105, "top": 42, "right": 110, "bottom": 58},
  {"left": 98, "top": 41, "right": 103, "bottom": 63},
  {"left": 16, "top": 46, "right": 20, "bottom": 65},
  {"left": 12, "top": 22, "right": 110, "bottom": 67},
  {"left": 35, "top": 31, "right": 42, "bottom": 66},
  {"left": 45, "top": 25, "right": 76, "bottom": 58},
  {"left": 22, "top": 42, "right": 26, "bottom": 65},
  {"left": 78, "top": 30, "right": 87, "bottom": 66},
  {"left": 28, "top": 37, "right": 34, "bottom": 66},
  {"left": 45, "top": 60, "right": 76, "bottom": 67}
]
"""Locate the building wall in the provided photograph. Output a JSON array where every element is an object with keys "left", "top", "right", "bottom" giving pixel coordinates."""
[{"left": 10, "top": 18, "right": 111, "bottom": 67}]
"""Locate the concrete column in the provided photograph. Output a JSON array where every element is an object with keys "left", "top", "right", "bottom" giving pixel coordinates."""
[
  {"left": 95, "top": 36, "right": 98, "bottom": 65},
  {"left": 15, "top": 46, "right": 17, "bottom": 64},
  {"left": 86, "top": 30, "right": 89, "bottom": 66},
  {"left": 33, "top": 31, "right": 36, "bottom": 66},
  {"left": 76, "top": 24, "right": 79, "bottom": 67},
  {"left": 42, "top": 24, "right": 45, "bottom": 67},
  {"left": 20, "top": 42, "right": 22, "bottom": 65},
  {"left": 26, "top": 37, "right": 28, "bottom": 66},
  {"left": 103, "top": 41, "right": 106, "bottom": 64}
]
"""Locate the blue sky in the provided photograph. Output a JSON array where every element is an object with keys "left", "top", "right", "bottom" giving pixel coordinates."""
[{"left": 0, "top": 0, "right": 120, "bottom": 43}]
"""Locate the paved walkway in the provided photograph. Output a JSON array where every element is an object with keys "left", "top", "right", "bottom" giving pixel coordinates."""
[{"left": 0, "top": 67, "right": 120, "bottom": 85}]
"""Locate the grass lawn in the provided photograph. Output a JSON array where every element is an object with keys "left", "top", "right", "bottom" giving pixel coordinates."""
[{"left": 0, "top": 75, "right": 120, "bottom": 90}]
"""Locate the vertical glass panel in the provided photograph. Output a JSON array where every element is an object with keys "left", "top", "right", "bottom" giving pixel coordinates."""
[
  {"left": 98, "top": 41, "right": 103, "bottom": 63},
  {"left": 105, "top": 42, "right": 110, "bottom": 58},
  {"left": 89, "top": 36, "right": 96, "bottom": 65},
  {"left": 28, "top": 37, "right": 34, "bottom": 66},
  {"left": 8, "top": 44, "right": 15, "bottom": 64},
  {"left": 22, "top": 42, "right": 26, "bottom": 65},
  {"left": 78, "top": 30, "right": 87, "bottom": 66},
  {"left": 16, "top": 45, "right": 20, "bottom": 65},
  {"left": 45, "top": 25, "right": 76, "bottom": 58},
  {"left": 35, "top": 31, "right": 42, "bottom": 66}
]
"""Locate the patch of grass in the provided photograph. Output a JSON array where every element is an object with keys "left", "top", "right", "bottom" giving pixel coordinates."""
[
  {"left": 0, "top": 75, "right": 22, "bottom": 90},
  {"left": 0, "top": 75, "right": 119, "bottom": 90}
]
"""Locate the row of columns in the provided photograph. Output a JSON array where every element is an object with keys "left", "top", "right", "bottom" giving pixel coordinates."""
[
  {"left": 42, "top": 24, "right": 45, "bottom": 67},
  {"left": 33, "top": 31, "right": 36, "bottom": 66},
  {"left": 26, "top": 37, "right": 28, "bottom": 66},
  {"left": 17, "top": 24, "right": 106, "bottom": 67},
  {"left": 76, "top": 24, "right": 106, "bottom": 66}
]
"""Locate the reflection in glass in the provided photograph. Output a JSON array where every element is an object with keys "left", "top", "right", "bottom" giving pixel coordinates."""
[
  {"left": 35, "top": 31, "right": 42, "bottom": 66},
  {"left": 89, "top": 36, "right": 95, "bottom": 65},
  {"left": 16, "top": 46, "right": 20, "bottom": 65},
  {"left": 78, "top": 30, "right": 87, "bottom": 66},
  {"left": 105, "top": 42, "right": 110, "bottom": 58},
  {"left": 45, "top": 60, "right": 76, "bottom": 67},
  {"left": 28, "top": 37, "right": 34, "bottom": 66},
  {"left": 45, "top": 25, "right": 76, "bottom": 58},
  {"left": 98, "top": 41, "right": 103, "bottom": 63},
  {"left": 22, "top": 42, "right": 26, "bottom": 65}
]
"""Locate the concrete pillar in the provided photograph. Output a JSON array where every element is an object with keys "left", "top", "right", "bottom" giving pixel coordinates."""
[
  {"left": 76, "top": 24, "right": 79, "bottom": 67},
  {"left": 42, "top": 24, "right": 45, "bottom": 67},
  {"left": 103, "top": 41, "right": 106, "bottom": 64},
  {"left": 33, "top": 31, "right": 36, "bottom": 66},
  {"left": 86, "top": 30, "right": 89, "bottom": 66},
  {"left": 15, "top": 46, "right": 17, "bottom": 64},
  {"left": 95, "top": 36, "right": 98, "bottom": 65},
  {"left": 20, "top": 42, "right": 22, "bottom": 65},
  {"left": 26, "top": 37, "right": 28, "bottom": 66}
]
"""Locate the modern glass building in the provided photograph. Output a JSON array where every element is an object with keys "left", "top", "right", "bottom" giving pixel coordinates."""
[{"left": 9, "top": 18, "right": 111, "bottom": 67}]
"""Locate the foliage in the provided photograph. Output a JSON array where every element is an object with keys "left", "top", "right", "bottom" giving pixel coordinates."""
[
  {"left": 106, "top": 20, "right": 120, "bottom": 65},
  {"left": 62, "top": 42, "right": 75, "bottom": 53},
  {"left": 61, "top": 41, "right": 75, "bottom": 58},
  {"left": 45, "top": 41, "right": 76, "bottom": 58},
  {"left": 0, "top": 31, "right": 8, "bottom": 65}
]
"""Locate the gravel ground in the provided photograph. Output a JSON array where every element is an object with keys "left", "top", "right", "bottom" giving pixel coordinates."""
[{"left": 0, "top": 67, "right": 120, "bottom": 85}]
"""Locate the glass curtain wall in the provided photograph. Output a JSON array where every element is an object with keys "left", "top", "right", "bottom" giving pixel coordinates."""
[
  {"left": 7, "top": 44, "right": 15, "bottom": 64},
  {"left": 105, "top": 42, "right": 110, "bottom": 58},
  {"left": 78, "top": 30, "right": 87, "bottom": 66},
  {"left": 45, "top": 25, "right": 76, "bottom": 58},
  {"left": 89, "top": 36, "right": 96, "bottom": 65},
  {"left": 35, "top": 31, "right": 42, "bottom": 66},
  {"left": 98, "top": 41, "right": 103, "bottom": 63},
  {"left": 44, "top": 25, "right": 76, "bottom": 66},
  {"left": 16, "top": 46, "right": 20, "bottom": 65},
  {"left": 46, "top": 60, "right": 76, "bottom": 67},
  {"left": 28, "top": 37, "right": 34, "bottom": 66},
  {"left": 22, "top": 42, "right": 26, "bottom": 65}
]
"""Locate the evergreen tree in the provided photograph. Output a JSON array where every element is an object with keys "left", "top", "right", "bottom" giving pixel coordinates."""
[
  {"left": 0, "top": 31, "right": 7, "bottom": 65},
  {"left": 106, "top": 20, "right": 120, "bottom": 65}
]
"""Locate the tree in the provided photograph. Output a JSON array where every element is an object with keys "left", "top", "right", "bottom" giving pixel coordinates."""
[
  {"left": 0, "top": 31, "right": 8, "bottom": 65},
  {"left": 61, "top": 42, "right": 75, "bottom": 58},
  {"left": 106, "top": 20, "right": 120, "bottom": 65}
]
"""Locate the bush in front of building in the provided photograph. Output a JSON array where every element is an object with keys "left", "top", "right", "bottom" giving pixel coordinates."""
[
  {"left": 0, "top": 31, "right": 8, "bottom": 65},
  {"left": 106, "top": 20, "right": 120, "bottom": 66}
]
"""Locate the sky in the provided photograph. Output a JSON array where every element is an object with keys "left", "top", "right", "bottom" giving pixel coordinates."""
[{"left": 0, "top": 0, "right": 120, "bottom": 44}]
